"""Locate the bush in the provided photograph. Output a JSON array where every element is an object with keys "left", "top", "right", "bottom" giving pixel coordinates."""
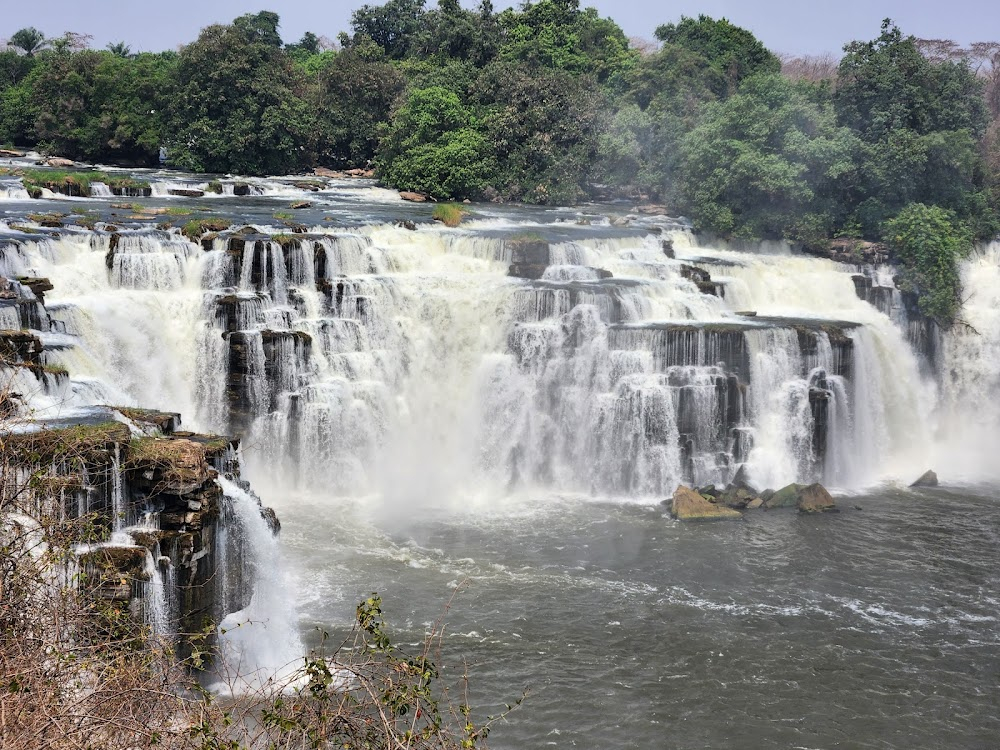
[
  {"left": 377, "top": 87, "right": 495, "bottom": 200},
  {"left": 432, "top": 203, "right": 467, "bottom": 227},
  {"left": 883, "top": 203, "right": 973, "bottom": 324}
]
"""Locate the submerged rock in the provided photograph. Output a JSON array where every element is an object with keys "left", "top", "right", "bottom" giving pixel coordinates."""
[
  {"left": 670, "top": 485, "right": 742, "bottom": 521},
  {"left": 911, "top": 470, "right": 939, "bottom": 487}
]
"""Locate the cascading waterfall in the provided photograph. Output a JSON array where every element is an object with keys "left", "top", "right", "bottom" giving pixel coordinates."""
[
  {"left": 5, "top": 189, "right": 1000, "bottom": 706},
  {"left": 937, "top": 241, "right": 1000, "bottom": 481},
  {"left": 215, "top": 476, "right": 302, "bottom": 689},
  {"left": 3, "top": 218, "right": 950, "bottom": 497}
]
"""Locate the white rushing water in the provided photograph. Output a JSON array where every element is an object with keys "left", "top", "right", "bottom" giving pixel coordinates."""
[
  {"left": 214, "top": 476, "right": 303, "bottom": 692},
  {"left": 2, "top": 216, "right": 960, "bottom": 496},
  {"left": 937, "top": 241, "right": 1000, "bottom": 482}
]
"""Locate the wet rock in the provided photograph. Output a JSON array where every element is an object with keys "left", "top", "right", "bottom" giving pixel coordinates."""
[
  {"left": 731, "top": 464, "right": 757, "bottom": 493},
  {"left": 16, "top": 277, "right": 53, "bottom": 305},
  {"left": 233, "top": 182, "right": 252, "bottom": 196},
  {"left": 802, "top": 238, "right": 889, "bottom": 265},
  {"left": 168, "top": 188, "right": 205, "bottom": 198},
  {"left": 314, "top": 167, "right": 345, "bottom": 178},
  {"left": 764, "top": 483, "right": 806, "bottom": 509},
  {"left": 507, "top": 236, "right": 550, "bottom": 279},
  {"left": 797, "top": 483, "right": 837, "bottom": 513},
  {"left": 680, "top": 264, "right": 721, "bottom": 296},
  {"left": 45, "top": 156, "right": 75, "bottom": 168},
  {"left": 396, "top": 220, "right": 417, "bottom": 231},
  {"left": 910, "top": 470, "right": 939, "bottom": 487},
  {"left": 719, "top": 485, "right": 759, "bottom": 509},
  {"left": 669, "top": 485, "right": 742, "bottom": 521},
  {"left": 0, "top": 147, "right": 25, "bottom": 157},
  {"left": 746, "top": 497, "right": 764, "bottom": 509},
  {"left": 661, "top": 238, "right": 675, "bottom": 258},
  {"left": 399, "top": 191, "right": 428, "bottom": 202},
  {"left": 291, "top": 201, "right": 312, "bottom": 209}
]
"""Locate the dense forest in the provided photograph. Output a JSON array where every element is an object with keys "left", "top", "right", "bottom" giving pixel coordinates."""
[{"left": 2, "top": 0, "right": 999, "bottom": 322}]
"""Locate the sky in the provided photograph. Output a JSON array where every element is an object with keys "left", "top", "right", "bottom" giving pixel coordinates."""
[{"left": 1, "top": 1, "right": 995, "bottom": 57}]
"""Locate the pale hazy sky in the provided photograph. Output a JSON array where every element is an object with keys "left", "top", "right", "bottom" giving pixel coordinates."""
[{"left": 1, "top": 1, "right": 994, "bottom": 57}]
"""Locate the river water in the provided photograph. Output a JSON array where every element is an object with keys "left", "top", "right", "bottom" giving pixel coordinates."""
[
  {"left": 268, "top": 483, "right": 1000, "bottom": 750},
  {"left": 2, "top": 169, "right": 999, "bottom": 748}
]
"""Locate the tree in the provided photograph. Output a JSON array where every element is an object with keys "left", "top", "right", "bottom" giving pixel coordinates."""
[
  {"left": 233, "top": 11, "right": 283, "bottom": 47},
  {"left": 477, "top": 62, "right": 604, "bottom": 203},
  {"left": 165, "top": 17, "right": 315, "bottom": 175},
  {"left": 106, "top": 41, "right": 131, "bottom": 58},
  {"left": 835, "top": 20, "right": 993, "bottom": 236},
  {"left": 349, "top": 0, "right": 427, "bottom": 59},
  {"left": 29, "top": 51, "right": 174, "bottom": 164},
  {"left": 314, "top": 40, "right": 406, "bottom": 167},
  {"left": 675, "top": 74, "right": 859, "bottom": 241},
  {"left": 496, "top": 0, "right": 636, "bottom": 84},
  {"left": 883, "top": 203, "right": 972, "bottom": 324},
  {"left": 377, "top": 86, "right": 495, "bottom": 198},
  {"left": 8, "top": 27, "right": 47, "bottom": 56},
  {"left": 654, "top": 15, "right": 780, "bottom": 94}
]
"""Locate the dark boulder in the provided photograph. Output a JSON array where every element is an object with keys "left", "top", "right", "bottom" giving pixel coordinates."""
[{"left": 910, "top": 470, "right": 939, "bottom": 487}]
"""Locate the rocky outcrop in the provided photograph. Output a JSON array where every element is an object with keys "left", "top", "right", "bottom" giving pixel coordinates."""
[
  {"left": 669, "top": 485, "right": 742, "bottom": 521},
  {"left": 910, "top": 470, "right": 939, "bottom": 487},
  {"left": 802, "top": 238, "right": 890, "bottom": 265},
  {"left": 680, "top": 264, "right": 722, "bottom": 296},
  {"left": 764, "top": 483, "right": 805, "bottom": 509},
  {"left": 506, "top": 237, "right": 550, "bottom": 279},
  {"left": 763, "top": 482, "right": 837, "bottom": 512},
  {"left": 399, "top": 191, "right": 428, "bottom": 202},
  {"left": 797, "top": 483, "right": 837, "bottom": 513}
]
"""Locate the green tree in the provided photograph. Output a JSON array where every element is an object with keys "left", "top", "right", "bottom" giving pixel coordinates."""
[
  {"left": 496, "top": 0, "right": 636, "bottom": 84},
  {"left": 883, "top": 203, "right": 973, "bottom": 324},
  {"left": 349, "top": 0, "right": 427, "bottom": 59},
  {"left": 835, "top": 20, "right": 992, "bottom": 235},
  {"left": 654, "top": 15, "right": 780, "bottom": 94},
  {"left": 377, "top": 86, "right": 494, "bottom": 198},
  {"left": 675, "top": 74, "right": 859, "bottom": 240},
  {"left": 477, "top": 62, "right": 604, "bottom": 203},
  {"left": 165, "top": 17, "right": 315, "bottom": 174},
  {"left": 25, "top": 51, "right": 174, "bottom": 163},
  {"left": 314, "top": 40, "right": 406, "bottom": 167},
  {"left": 8, "top": 27, "right": 48, "bottom": 56}
]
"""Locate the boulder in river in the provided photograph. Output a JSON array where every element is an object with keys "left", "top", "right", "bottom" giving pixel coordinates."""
[
  {"left": 764, "top": 483, "right": 805, "bottom": 509},
  {"left": 763, "top": 482, "right": 837, "bottom": 512},
  {"left": 45, "top": 156, "right": 75, "bottom": 167},
  {"left": 910, "top": 470, "right": 938, "bottom": 487},
  {"left": 399, "top": 191, "right": 428, "bottom": 202},
  {"left": 797, "top": 483, "right": 837, "bottom": 513},
  {"left": 670, "top": 485, "right": 742, "bottom": 521}
]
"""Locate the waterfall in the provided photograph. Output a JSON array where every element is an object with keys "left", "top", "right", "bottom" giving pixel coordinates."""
[
  {"left": 214, "top": 476, "right": 302, "bottom": 691},
  {"left": 3, "top": 219, "right": 951, "bottom": 495},
  {"left": 937, "top": 241, "right": 1000, "bottom": 481},
  {"left": 90, "top": 182, "right": 113, "bottom": 198}
]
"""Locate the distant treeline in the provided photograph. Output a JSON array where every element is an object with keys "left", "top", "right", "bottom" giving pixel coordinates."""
[{"left": 2, "top": 1, "right": 999, "bottom": 319}]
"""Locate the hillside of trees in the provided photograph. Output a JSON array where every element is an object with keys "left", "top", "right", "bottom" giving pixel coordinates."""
[{"left": 2, "top": 1, "right": 999, "bottom": 321}]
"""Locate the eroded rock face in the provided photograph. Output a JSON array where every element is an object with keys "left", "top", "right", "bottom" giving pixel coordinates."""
[{"left": 670, "top": 485, "right": 742, "bottom": 521}]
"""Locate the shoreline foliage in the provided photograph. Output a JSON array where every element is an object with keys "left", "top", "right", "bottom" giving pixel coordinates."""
[{"left": 1, "top": 4, "right": 999, "bottom": 319}]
